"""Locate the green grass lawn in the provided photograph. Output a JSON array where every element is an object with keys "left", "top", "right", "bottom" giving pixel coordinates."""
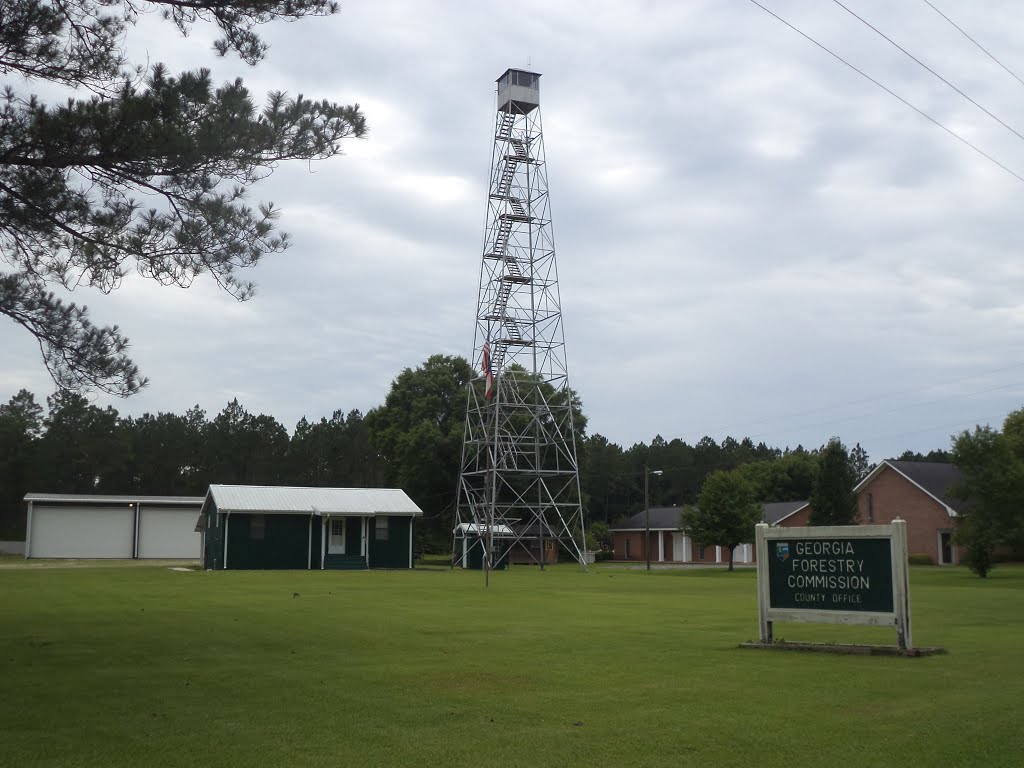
[{"left": 2, "top": 564, "right": 1022, "bottom": 767}]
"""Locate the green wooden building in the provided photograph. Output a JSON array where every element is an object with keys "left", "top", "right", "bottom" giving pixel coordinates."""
[{"left": 200, "top": 485, "right": 422, "bottom": 570}]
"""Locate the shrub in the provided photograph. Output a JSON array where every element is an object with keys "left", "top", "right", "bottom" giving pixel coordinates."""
[{"left": 908, "top": 553, "right": 935, "bottom": 566}]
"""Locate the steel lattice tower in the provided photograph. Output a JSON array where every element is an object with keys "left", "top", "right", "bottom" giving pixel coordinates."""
[{"left": 453, "top": 69, "right": 587, "bottom": 575}]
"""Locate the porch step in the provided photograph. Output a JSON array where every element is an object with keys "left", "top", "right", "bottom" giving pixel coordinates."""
[{"left": 325, "top": 553, "right": 368, "bottom": 570}]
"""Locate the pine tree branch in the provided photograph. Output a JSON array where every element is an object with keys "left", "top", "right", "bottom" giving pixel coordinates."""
[
  {"left": 0, "top": 273, "right": 146, "bottom": 396},
  {"left": 0, "top": 1, "right": 366, "bottom": 395}
]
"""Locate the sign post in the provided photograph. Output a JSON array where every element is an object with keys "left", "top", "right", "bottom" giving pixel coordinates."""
[{"left": 754, "top": 520, "right": 914, "bottom": 651}]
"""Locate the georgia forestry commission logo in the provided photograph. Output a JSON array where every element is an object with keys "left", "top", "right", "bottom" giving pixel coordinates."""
[{"left": 776, "top": 542, "right": 790, "bottom": 562}]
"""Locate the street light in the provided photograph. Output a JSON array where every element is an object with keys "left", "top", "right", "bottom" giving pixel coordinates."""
[{"left": 644, "top": 465, "right": 664, "bottom": 571}]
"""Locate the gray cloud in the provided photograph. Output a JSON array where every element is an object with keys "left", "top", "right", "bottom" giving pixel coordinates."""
[{"left": 4, "top": 0, "right": 1024, "bottom": 462}]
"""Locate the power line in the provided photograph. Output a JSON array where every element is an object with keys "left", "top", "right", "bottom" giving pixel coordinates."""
[
  {"left": 921, "top": 0, "right": 1024, "bottom": 90},
  {"left": 831, "top": 0, "right": 1024, "bottom": 144},
  {"left": 859, "top": 412, "right": 1005, "bottom": 445},
  {"left": 745, "top": 0, "right": 1024, "bottom": 185},
  {"left": 696, "top": 359, "right": 1024, "bottom": 438},
  {"left": 742, "top": 379, "right": 1024, "bottom": 443}
]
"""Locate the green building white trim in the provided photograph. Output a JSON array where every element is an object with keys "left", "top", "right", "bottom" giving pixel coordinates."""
[{"left": 200, "top": 485, "right": 423, "bottom": 570}]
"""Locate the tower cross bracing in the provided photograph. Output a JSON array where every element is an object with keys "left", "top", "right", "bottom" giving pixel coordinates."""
[{"left": 453, "top": 69, "right": 587, "bottom": 576}]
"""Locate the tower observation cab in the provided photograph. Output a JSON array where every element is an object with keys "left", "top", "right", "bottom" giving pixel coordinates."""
[{"left": 497, "top": 69, "right": 540, "bottom": 114}]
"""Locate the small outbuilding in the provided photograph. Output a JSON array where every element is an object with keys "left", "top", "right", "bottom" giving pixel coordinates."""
[
  {"left": 452, "top": 522, "right": 513, "bottom": 570},
  {"left": 200, "top": 485, "right": 423, "bottom": 570},
  {"left": 508, "top": 520, "right": 560, "bottom": 566},
  {"left": 24, "top": 493, "right": 204, "bottom": 559}
]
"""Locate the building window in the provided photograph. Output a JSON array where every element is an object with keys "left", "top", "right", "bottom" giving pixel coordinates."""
[
  {"left": 250, "top": 515, "right": 265, "bottom": 540},
  {"left": 512, "top": 71, "right": 537, "bottom": 88},
  {"left": 375, "top": 516, "right": 389, "bottom": 541},
  {"left": 625, "top": 539, "right": 631, "bottom": 559},
  {"left": 698, "top": 546, "right": 706, "bottom": 560},
  {"left": 331, "top": 519, "right": 344, "bottom": 537},
  {"left": 867, "top": 493, "right": 874, "bottom": 523}
]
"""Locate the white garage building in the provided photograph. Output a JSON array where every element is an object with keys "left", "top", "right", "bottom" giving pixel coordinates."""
[{"left": 25, "top": 493, "right": 204, "bottom": 560}]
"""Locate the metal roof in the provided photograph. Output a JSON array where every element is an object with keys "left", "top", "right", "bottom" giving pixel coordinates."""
[
  {"left": 454, "top": 522, "right": 515, "bottom": 537},
  {"left": 24, "top": 493, "right": 204, "bottom": 506},
  {"left": 204, "top": 485, "right": 423, "bottom": 516}
]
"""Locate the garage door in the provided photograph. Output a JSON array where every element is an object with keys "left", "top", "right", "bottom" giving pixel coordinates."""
[
  {"left": 29, "top": 505, "right": 134, "bottom": 559},
  {"left": 137, "top": 506, "right": 202, "bottom": 559}
]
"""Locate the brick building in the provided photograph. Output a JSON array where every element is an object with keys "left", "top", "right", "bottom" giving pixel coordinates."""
[
  {"left": 610, "top": 506, "right": 753, "bottom": 564},
  {"left": 609, "top": 461, "right": 968, "bottom": 567},
  {"left": 852, "top": 460, "right": 964, "bottom": 565}
]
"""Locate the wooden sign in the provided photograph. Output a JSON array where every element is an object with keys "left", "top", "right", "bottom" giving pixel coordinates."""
[{"left": 755, "top": 521, "right": 912, "bottom": 651}]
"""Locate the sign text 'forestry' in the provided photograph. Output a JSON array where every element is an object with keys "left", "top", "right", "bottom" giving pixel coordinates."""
[{"left": 767, "top": 537, "right": 894, "bottom": 613}]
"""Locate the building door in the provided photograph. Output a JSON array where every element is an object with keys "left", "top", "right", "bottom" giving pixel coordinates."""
[
  {"left": 29, "top": 504, "right": 135, "bottom": 559},
  {"left": 940, "top": 531, "right": 954, "bottom": 565},
  {"left": 137, "top": 506, "right": 202, "bottom": 559},
  {"left": 544, "top": 539, "right": 556, "bottom": 564},
  {"left": 328, "top": 518, "right": 345, "bottom": 554}
]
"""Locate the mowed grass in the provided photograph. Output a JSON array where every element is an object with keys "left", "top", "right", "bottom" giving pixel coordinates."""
[{"left": 2, "top": 564, "right": 1023, "bottom": 767}]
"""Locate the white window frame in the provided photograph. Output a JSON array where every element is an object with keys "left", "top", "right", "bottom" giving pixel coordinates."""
[{"left": 328, "top": 517, "right": 346, "bottom": 554}]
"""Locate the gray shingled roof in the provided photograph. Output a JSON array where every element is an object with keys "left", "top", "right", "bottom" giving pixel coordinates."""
[
  {"left": 610, "top": 507, "right": 684, "bottom": 531},
  {"left": 762, "top": 500, "right": 809, "bottom": 525},
  {"left": 516, "top": 519, "right": 560, "bottom": 538},
  {"left": 885, "top": 461, "right": 965, "bottom": 512}
]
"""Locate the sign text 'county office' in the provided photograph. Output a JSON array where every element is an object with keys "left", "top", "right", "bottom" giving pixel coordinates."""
[{"left": 767, "top": 537, "right": 894, "bottom": 613}]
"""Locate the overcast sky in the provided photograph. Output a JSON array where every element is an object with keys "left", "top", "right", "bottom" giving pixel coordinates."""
[{"left": 5, "top": 0, "right": 1024, "bottom": 462}]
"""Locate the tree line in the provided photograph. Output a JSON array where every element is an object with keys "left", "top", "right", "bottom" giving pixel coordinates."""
[
  {"left": 678, "top": 437, "right": 875, "bottom": 572},
  {"left": 2, "top": 353, "right": 882, "bottom": 549},
  {"left": 9, "top": 349, "right": 1013, "bottom": 572},
  {"left": 6, "top": 353, "right": 1013, "bottom": 571}
]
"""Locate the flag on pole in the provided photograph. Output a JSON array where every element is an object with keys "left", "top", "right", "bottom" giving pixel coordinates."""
[{"left": 482, "top": 341, "right": 494, "bottom": 399}]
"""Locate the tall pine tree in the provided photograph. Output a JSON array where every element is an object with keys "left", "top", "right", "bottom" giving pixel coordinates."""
[
  {"left": 0, "top": 390, "right": 44, "bottom": 536},
  {"left": 809, "top": 437, "right": 858, "bottom": 526}
]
